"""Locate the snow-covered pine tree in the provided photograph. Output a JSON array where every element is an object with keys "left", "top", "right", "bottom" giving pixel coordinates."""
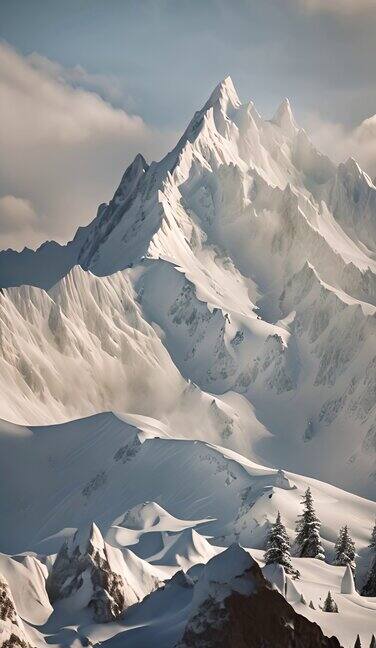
[
  {"left": 361, "top": 519, "right": 376, "bottom": 596},
  {"left": 334, "top": 525, "right": 356, "bottom": 573},
  {"left": 322, "top": 590, "right": 338, "bottom": 613},
  {"left": 354, "top": 636, "right": 361, "bottom": 648},
  {"left": 264, "top": 511, "right": 299, "bottom": 578},
  {"left": 369, "top": 635, "right": 376, "bottom": 648},
  {"left": 295, "top": 487, "right": 325, "bottom": 560}
]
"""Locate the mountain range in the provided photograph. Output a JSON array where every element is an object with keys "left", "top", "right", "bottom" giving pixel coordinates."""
[{"left": 1, "top": 77, "right": 376, "bottom": 647}]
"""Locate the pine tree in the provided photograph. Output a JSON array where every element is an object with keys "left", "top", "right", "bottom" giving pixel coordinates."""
[
  {"left": 295, "top": 487, "right": 325, "bottom": 560},
  {"left": 322, "top": 590, "right": 338, "bottom": 613},
  {"left": 370, "top": 520, "right": 376, "bottom": 551},
  {"left": 354, "top": 635, "right": 361, "bottom": 648},
  {"left": 361, "top": 520, "right": 376, "bottom": 596},
  {"left": 264, "top": 511, "right": 299, "bottom": 578},
  {"left": 361, "top": 554, "right": 376, "bottom": 597},
  {"left": 370, "top": 635, "right": 376, "bottom": 648},
  {"left": 334, "top": 525, "right": 356, "bottom": 573}
]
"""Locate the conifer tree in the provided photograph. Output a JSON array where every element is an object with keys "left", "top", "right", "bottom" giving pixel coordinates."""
[
  {"left": 354, "top": 635, "right": 361, "bottom": 648},
  {"left": 362, "top": 557, "right": 376, "bottom": 597},
  {"left": 334, "top": 525, "right": 356, "bottom": 573},
  {"left": 264, "top": 511, "right": 299, "bottom": 578},
  {"left": 370, "top": 520, "right": 376, "bottom": 551},
  {"left": 322, "top": 590, "right": 338, "bottom": 613},
  {"left": 361, "top": 519, "right": 376, "bottom": 596},
  {"left": 370, "top": 635, "right": 376, "bottom": 648},
  {"left": 295, "top": 487, "right": 325, "bottom": 560}
]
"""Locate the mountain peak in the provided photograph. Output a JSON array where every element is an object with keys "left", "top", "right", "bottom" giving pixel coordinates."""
[
  {"left": 272, "top": 97, "right": 297, "bottom": 137},
  {"left": 69, "top": 520, "right": 105, "bottom": 555},
  {"left": 203, "top": 75, "right": 241, "bottom": 114},
  {"left": 133, "top": 152, "right": 148, "bottom": 168},
  {"left": 115, "top": 152, "right": 149, "bottom": 199},
  {"left": 203, "top": 543, "right": 256, "bottom": 585},
  {"left": 341, "top": 156, "right": 362, "bottom": 176}
]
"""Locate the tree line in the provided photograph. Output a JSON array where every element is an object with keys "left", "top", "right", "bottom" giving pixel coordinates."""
[
  {"left": 264, "top": 486, "right": 376, "bottom": 595},
  {"left": 264, "top": 487, "right": 376, "bottom": 647}
]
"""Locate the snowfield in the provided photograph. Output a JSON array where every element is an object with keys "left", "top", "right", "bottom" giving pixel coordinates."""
[
  {"left": 0, "top": 411, "right": 376, "bottom": 645},
  {"left": 1, "top": 77, "right": 376, "bottom": 646}
]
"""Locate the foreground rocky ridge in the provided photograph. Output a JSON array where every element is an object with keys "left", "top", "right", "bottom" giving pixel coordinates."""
[
  {"left": 0, "top": 543, "right": 345, "bottom": 648},
  {"left": 177, "top": 546, "right": 342, "bottom": 648}
]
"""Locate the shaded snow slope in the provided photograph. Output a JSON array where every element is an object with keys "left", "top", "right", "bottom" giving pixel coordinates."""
[
  {"left": 106, "top": 501, "right": 214, "bottom": 565},
  {"left": 0, "top": 266, "right": 183, "bottom": 424},
  {"left": 0, "top": 412, "right": 374, "bottom": 581}
]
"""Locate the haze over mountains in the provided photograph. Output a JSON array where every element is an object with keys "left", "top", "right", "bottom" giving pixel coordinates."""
[{"left": 1, "top": 77, "right": 376, "bottom": 647}]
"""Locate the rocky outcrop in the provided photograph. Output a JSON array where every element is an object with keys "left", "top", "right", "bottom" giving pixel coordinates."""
[
  {"left": 0, "top": 576, "right": 34, "bottom": 648},
  {"left": 46, "top": 522, "right": 159, "bottom": 623},
  {"left": 0, "top": 578, "right": 17, "bottom": 625},
  {"left": 177, "top": 544, "right": 342, "bottom": 648}
]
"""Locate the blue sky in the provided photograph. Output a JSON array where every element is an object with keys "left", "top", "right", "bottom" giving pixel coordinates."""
[
  {"left": 1, "top": 0, "right": 376, "bottom": 248},
  {"left": 2, "top": 0, "right": 376, "bottom": 127}
]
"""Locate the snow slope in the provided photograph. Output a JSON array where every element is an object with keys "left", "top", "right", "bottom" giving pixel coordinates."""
[
  {"left": 0, "top": 412, "right": 375, "bottom": 567},
  {"left": 0, "top": 412, "right": 375, "bottom": 646}
]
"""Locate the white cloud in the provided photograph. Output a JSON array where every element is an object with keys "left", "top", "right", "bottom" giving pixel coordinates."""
[
  {"left": 27, "top": 52, "right": 132, "bottom": 108},
  {"left": 0, "top": 42, "right": 174, "bottom": 250},
  {"left": 0, "top": 195, "right": 42, "bottom": 249},
  {"left": 305, "top": 112, "right": 376, "bottom": 180},
  {"left": 295, "top": 0, "right": 376, "bottom": 14}
]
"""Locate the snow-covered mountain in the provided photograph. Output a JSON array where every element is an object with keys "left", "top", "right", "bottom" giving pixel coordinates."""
[
  {"left": 1, "top": 77, "right": 376, "bottom": 646},
  {"left": 0, "top": 77, "right": 375, "bottom": 498}
]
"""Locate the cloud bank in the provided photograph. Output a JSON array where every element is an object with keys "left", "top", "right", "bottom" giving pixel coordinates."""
[
  {"left": 305, "top": 112, "right": 376, "bottom": 180},
  {"left": 0, "top": 42, "right": 173, "bottom": 250}
]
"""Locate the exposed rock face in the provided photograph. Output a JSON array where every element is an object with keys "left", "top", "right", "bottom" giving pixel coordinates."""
[
  {"left": 179, "top": 589, "right": 342, "bottom": 647},
  {"left": 1, "top": 635, "right": 30, "bottom": 648},
  {"left": 0, "top": 578, "right": 17, "bottom": 624},
  {"left": 0, "top": 576, "right": 34, "bottom": 648},
  {"left": 47, "top": 523, "right": 129, "bottom": 622},
  {"left": 177, "top": 545, "right": 342, "bottom": 648}
]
